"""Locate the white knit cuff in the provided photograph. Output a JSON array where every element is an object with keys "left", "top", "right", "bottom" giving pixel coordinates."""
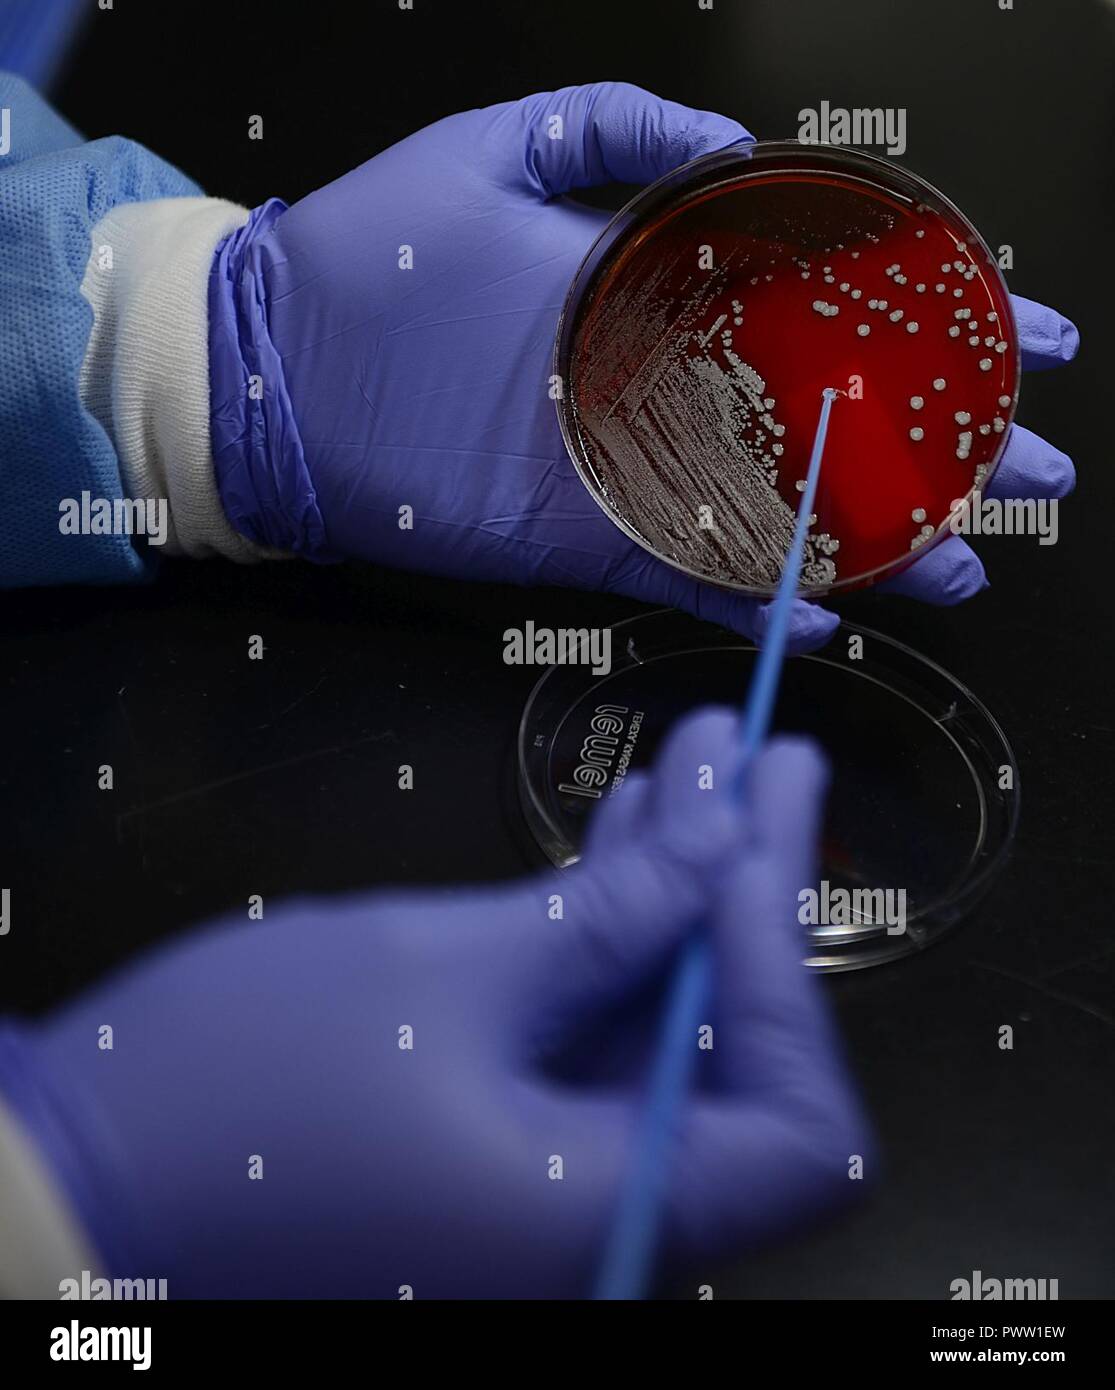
[
  {"left": 78, "top": 196, "right": 278, "bottom": 563},
  {"left": 0, "top": 1094, "right": 103, "bottom": 1299}
]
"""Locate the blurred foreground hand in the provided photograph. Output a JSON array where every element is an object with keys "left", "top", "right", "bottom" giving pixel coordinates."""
[{"left": 0, "top": 709, "right": 870, "bottom": 1297}]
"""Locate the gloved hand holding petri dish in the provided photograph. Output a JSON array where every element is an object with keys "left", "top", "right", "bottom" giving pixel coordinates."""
[{"left": 556, "top": 141, "right": 1019, "bottom": 596}]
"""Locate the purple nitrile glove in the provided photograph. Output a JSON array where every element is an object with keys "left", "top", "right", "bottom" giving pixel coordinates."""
[
  {"left": 0, "top": 709, "right": 869, "bottom": 1298},
  {"left": 208, "top": 84, "right": 1078, "bottom": 653},
  {"left": 208, "top": 84, "right": 1077, "bottom": 652}
]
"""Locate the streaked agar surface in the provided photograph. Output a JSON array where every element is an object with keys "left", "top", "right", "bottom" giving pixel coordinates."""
[{"left": 560, "top": 145, "right": 1019, "bottom": 595}]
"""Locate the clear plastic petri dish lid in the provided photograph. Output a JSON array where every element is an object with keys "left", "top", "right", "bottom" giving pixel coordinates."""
[
  {"left": 518, "top": 610, "right": 1018, "bottom": 972},
  {"left": 555, "top": 141, "right": 1020, "bottom": 598}
]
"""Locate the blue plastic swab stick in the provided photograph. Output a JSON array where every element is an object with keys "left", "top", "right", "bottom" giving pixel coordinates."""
[{"left": 594, "top": 386, "right": 839, "bottom": 1301}]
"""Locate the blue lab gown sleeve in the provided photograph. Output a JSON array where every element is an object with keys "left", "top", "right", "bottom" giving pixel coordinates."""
[{"left": 0, "top": 71, "right": 201, "bottom": 587}]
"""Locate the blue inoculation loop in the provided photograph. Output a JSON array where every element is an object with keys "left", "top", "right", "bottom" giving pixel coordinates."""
[
  {"left": 594, "top": 387, "right": 839, "bottom": 1302},
  {"left": 736, "top": 386, "right": 836, "bottom": 777}
]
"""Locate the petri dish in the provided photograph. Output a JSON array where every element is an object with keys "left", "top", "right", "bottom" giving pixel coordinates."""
[
  {"left": 518, "top": 611, "right": 1018, "bottom": 972},
  {"left": 555, "top": 141, "right": 1020, "bottom": 596}
]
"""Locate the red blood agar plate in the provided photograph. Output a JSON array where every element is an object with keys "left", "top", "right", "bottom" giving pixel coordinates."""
[{"left": 555, "top": 142, "right": 1020, "bottom": 596}]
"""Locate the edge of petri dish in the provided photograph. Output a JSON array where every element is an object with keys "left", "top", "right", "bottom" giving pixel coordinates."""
[
  {"left": 517, "top": 609, "right": 1021, "bottom": 972},
  {"left": 553, "top": 140, "right": 1021, "bottom": 600}
]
